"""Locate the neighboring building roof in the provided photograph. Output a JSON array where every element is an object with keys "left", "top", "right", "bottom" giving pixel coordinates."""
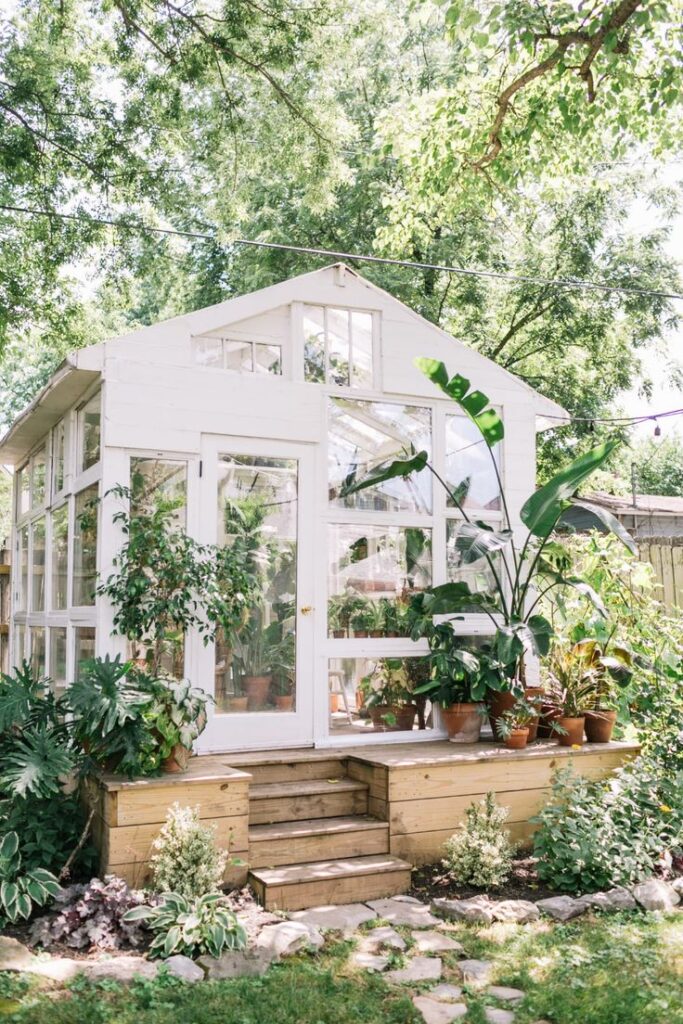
[{"left": 586, "top": 491, "right": 683, "bottom": 517}]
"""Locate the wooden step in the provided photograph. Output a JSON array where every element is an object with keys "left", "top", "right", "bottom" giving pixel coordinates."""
[
  {"left": 249, "top": 815, "right": 389, "bottom": 868},
  {"left": 249, "top": 778, "right": 368, "bottom": 825},
  {"left": 237, "top": 759, "right": 346, "bottom": 786},
  {"left": 249, "top": 854, "right": 412, "bottom": 911}
]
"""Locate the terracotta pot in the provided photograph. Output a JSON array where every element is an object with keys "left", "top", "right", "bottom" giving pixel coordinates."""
[
  {"left": 244, "top": 674, "right": 272, "bottom": 710},
  {"left": 504, "top": 727, "right": 529, "bottom": 750},
  {"left": 396, "top": 703, "right": 418, "bottom": 731},
  {"left": 227, "top": 696, "right": 248, "bottom": 712},
  {"left": 557, "top": 716, "right": 586, "bottom": 747},
  {"left": 524, "top": 686, "right": 545, "bottom": 742},
  {"left": 354, "top": 630, "right": 369, "bottom": 638},
  {"left": 355, "top": 687, "right": 365, "bottom": 710},
  {"left": 332, "top": 630, "right": 346, "bottom": 639},
  {"left": 585, "top": 709, "right": 617, "bottom": 743},
  {"left": 370, "top": 630, "right": 384, "bottom": 638},
  {"left": 369, "top": 704, "right": 406, "bottom": 731},
  {"left": 536, "top": 702, "right": 562, "bottom": 738},
  {"left": 487, "top": 690, "right": 517, "bottom": 735},
  {"left": 330, "top": 693, "right": 340, "bottom": 714},
  {"left": 163, "top": 743, "right": 192, "bottom": 773},
  {"left": 441, "top": 702, "right": 484, "bottom": 743},
  {"left": 275, "top": 694, "right": 294, "bottom": 712}
]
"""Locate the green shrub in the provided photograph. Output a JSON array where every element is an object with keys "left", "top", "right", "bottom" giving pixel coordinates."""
[
  {"left": 532, "top": 762, "right": 683, "bottom": 893},
  {"left": 150, "top": 804, "right": 228, "bottom": 899},
  {"left": 442, "top": 792, "right": 515, "bottom": 888},
  {"left": 0, "top": 831, "right": 61, "bottom": 925},
  {"left": 123, "top": 891, "right": 246, "bottom": 959}
]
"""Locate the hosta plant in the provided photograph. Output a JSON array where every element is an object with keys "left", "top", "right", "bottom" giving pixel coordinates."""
[
  {"left": 30, "top": 875, "right": 148, "bottom": 950},
  {"left": 0, "top": 831, "right": 61, "bottom": 925},
  {"left": 150, "top": 804, "right": 228, "bottom": 899},
  {"left": 442, "top": 792, "right": 515, "bottom": 888},
  {"left": 123, "top": 891, "right": 246, "bottom": 959}
]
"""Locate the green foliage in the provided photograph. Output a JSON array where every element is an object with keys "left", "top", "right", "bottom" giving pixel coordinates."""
[
  {"left": 0, "top": 794, "right": 95, "bottom": 878},
  {"left": 124, "top": 892, "right": 246, "bottom": 960},
  {"left": 151, "top": 682, "right": 212, "bottom": 756},
  {"left": 150, "top": 804, "right": 228, "bottom": 900},
  {"left": 631, "top": 436, "right": 683, "bottom": 497},
  {"left": 442, "top": 792, "right": 515, "bottom": 888},
  {"left": 532, "top": 763, "right": 683, "bottom": 894},
  {"left": 495, "top": 696, "right": 542, "bottom": 740},
  {"left": 0, "top": 830, "right": 61, "bottom": 925}
]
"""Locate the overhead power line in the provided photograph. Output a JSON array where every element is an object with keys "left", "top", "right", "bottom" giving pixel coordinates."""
[{"left": 2, "top": 202, "right": 683, "bottom": 302}]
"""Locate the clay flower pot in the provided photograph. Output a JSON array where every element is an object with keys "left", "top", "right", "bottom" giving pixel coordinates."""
[
  {"left": 228, "top": 696, "right": 248, "bottom": 712},
  {"left": 330, "top": 693, "right": 340, "bottom": 714},
  {"left": 487, "top": 690, "right": 516, "bottom": 735},
  {"left": 163, "top": 743, "right": 192, "bottom": 773},
  {"left": 442, "top": 702, "right": 484, "bottom": 743},
  {"left": 275, "top": 694, "right": 294, "bottom": 712},
  {"left": 332, "top": 629, "right": 346, "bottom": 639},
  {"left": 244, "top": 674, "right": 272, "bottom": 710},
  {"left": 585, "top": 709, "right": 617, "bottom": 743},
  {"left": 504, "top": 727, "right": 529, "bottom": 750},
  {"left": 557, "top": 716, "right": 586, "bottom": 747},
  {"left": 537, "top": 702, "right": 562, "bottom": 738},
  {"left": 396, "top": 703, "right": 418, "bottom": 731},
  {"left": 524, "top": 686, "right": 545, "bottom": 742},
  {"left": 369, "top": 704, "right": 397, "bottom": 731}
]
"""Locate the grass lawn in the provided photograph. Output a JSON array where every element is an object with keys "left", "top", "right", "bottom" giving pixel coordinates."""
[{"left": 1, "top": 911, "right": 681, "bottom": 1024}]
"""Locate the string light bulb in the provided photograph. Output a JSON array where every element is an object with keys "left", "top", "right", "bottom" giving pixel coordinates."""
[{"left": 654, "top": 419, "right": 662, "bottom": 437}]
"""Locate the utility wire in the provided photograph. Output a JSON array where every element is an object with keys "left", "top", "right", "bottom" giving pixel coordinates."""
[{"left": 2, "top": 203, "right": 683, "bottom": 302}]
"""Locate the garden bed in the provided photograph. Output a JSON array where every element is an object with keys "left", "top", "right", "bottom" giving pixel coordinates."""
[{"left": 409, "top": 856, "right": 559, "bottom": 904}]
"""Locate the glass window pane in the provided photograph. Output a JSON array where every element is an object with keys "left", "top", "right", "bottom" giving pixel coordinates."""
[
  {"left": 51, "top": 504, "right": 69, "bottom": 610},
  {"left": 328, "top": 524, "right": 432, "bottom": 637},
  {"left": 17, "top": 525, "right": 28, "bottom": 611},
  {"left": 14, "top": 625, "right": 26, "bottom": 668},
  {"left": 303, "top": 304, "right": 326, "bottom": 383},
  {"left": 31, "top": 448, "right": 46, "bottom": 507},
  {"left": 351, "top": 311, "right": 373, "bottom": 388},
  {"left": 446, "top": 519, "right": 498, "bottom": 601},
  {"left": 254, "top": 344, "right": 282, "bottom": 375},
  {"left": 329, "top": 656, "right": 432, "bottom": 737},
  {"left": 445, "top": 415, "right": 501, "bottom": 511},
  {"left": 74, "top": 626, "right": 96, "bottom": 680},
  {"left": 195, "top": 337, "right": 223, "bottom": 366},
  {"left": 17, "top": 466, "right": 30, "bottom": 517},
  {"left": 130, "top": 457, "right": 187, "bottom": 526},
  {"left": 31, "top": 517, "right": 46, "bottom": 612},
  {"left": 29, "top": 627, "right": 46, "bottom": 677},
  {"left": 214, "top": 454, "right": 298, "bottom": 715},
  {"left": 73, "top": 485, "right": 98, "bottom": 606},
  {"left": 79, "top": 393, "right": 101, "bottom": 472},
  {"left": 50, "top": 627, "right": 68, "bottom": 692},
  {"left": 52, "top": 422, "right": 65, "bottom": 496},
  {"left": 326, "top": 307, "right": 350, "bottom": 387},
  {"left": 328, "top": 398, "right": 432, "bottom": 513},
  {"left": 225, "top": 340, "right": 253, "bottom": 372}
]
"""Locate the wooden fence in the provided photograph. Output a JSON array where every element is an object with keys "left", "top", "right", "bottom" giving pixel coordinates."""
[{"left": 638, "top": 539, "right": 683, "bottom": 610}]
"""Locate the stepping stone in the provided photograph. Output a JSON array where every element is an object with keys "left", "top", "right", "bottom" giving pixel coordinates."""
[
  {"left": 488, "top": 985, "right": 525, "bottom": 1002},
  {"left": 413, "top": 995, "right": 468, "bottom": 1023},
  {"left": 385, "top": 956, "right": 443, "bottom": 984},
  {"left": 535, "top": 896, "right": 588, "bottom": 922},
  {"left": 433, "top": 896, "right": 495, "bottom": 924},
  {"left": 456, "top": 959, "right": 493, "bottom": 987},
  {"left": 632, "top": 879, "right": 680, "bottom": 912},
  {"left": 198, "top": 948, "right": 275, "bottom": 979},
  {"left": 412, "top": 930, "right": 464, "bottom": 953},
  {"left": 484, "top": 1009, "right": 515, "bottom": 1024},
  {"left": 256, "top": 921, "right": 324, "bottom": 957},
  {"left": 82, "top": 956, "right": 159, "bottom": 983},
  {"left": 491, "top": 900, "right": 539, "bottom": 924},
  {"left": 365, "top": 925, "right": 406, "bottom": 951},
  {"left": 429, "top": 984, "right": 464, "bottom": 1002},
  {"left": 367, "top": 897, "right": 440, "bottom": 928},
  {"left": 290, "top": 903, "right": 377, "bottom": 935},
  {"left": 351, "top": 952, "right": 390, "bottom": 972}
]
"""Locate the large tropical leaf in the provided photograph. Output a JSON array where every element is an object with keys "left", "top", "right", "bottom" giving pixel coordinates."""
[
  {"left": 556, "top": 500, "right": 637, "bottom": 553},
  {"left": 453, "top": 521, "right": 513, "bottom": 564},
  {"left": 520, "top": 441, "right": 620, "bottom": 539},
  {"left": 418, "top": 582, "right": 500, "bottom": 616},
  {"left": 415, "top": 358, "right": 504, "bottom": 447},
  {"left": 496, "top": 615, "right": 553, "bottom": 665},
  {"left": 0, "top": 724, "right": 77, "bottom": 798},
  {"left": 339, "top": 449, "right": 429, "bottom": 497}
]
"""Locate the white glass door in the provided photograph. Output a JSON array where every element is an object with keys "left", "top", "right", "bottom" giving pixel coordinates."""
[{"left": 198, "top": 436, "right": 315, "bottom": 751}]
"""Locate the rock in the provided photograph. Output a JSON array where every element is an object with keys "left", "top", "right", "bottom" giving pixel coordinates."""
[
  {"left": 83, "top": 956, "right": 159, "bottom": 983},
  {"left": 289, "top": 903, "right": 377, "bottom": 935},
  {"left": 433, "top": 896, "right": 495, "bottom": 924},
  {"left": 385, "top": 956, "right": 443, "bottom": 984},
  {"left": 33, "top": 959, "right": 81, "bottom": 984},
  {"left": 0, "top": 938, "right": 84, "bottom": 985},
  {"left": 256, "top": 921, "right": 324, "bottom": 957},
  {"left": 429, "top": 984, "right": 464, "bottom": 1002},
  {"left": 351, "top": 952, "right": 390, "bottom": 972},
  {"left": 670, "top": 877, "right": 683, "bottom": 895},
  {"left": 536, "top": 895, "right": 588, "bottom": 922},
  {"left": 365, "top": 925, "right": 406, "bottom": 951},
  {"left": 484, "top": 1009, "right": 515, "bottom": 1024},
  {"left": 165, "top": 955, "right": 205, "bottom": 983},
  {"left": 456, "top": 959, "right": 493, "bottom": 987},
  {"left": 581, "top": 888, "right": 636, "bottom": 913},
  {"left": 413, "top": 995, "right": 468, "bottom": 1023},
  {"left": 0, "top": 937, "right": 38, "bottom": 973},
  {"left": 632, "top": 879, "right": 681, "bottom": 912},
  {"left": 491, "top": 900, "right": 539, "bottom": 924},
  {"left": 412, "top": 930, "right": 464, "bottom": 954},
  {"left": 367, "top": 897, "right": 440, "bottom": 928},
  {"left": 487, "top": 985, "right": 525, "bottom": 1002},
  {"left": 198, "top": 947, "right": 275, "bottom": 979},
  {"left": 392, "top": 895, "right": 423, "bottom": 904}
]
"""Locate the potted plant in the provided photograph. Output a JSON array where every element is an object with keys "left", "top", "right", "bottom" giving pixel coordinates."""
[
  {"left": 359, "top": 659, "right": 416, "bottom": 731},
  {"left": 235, "top": 620, "right": 273, "bottom": 710},
  {"left": 328, "top": 596, "right": 347, "bottom": 638},
  {"left": 367, "top": 601, "right": 386, "bottom": 638},
  {"left": 495, "top": 695, "right": 544, "bottom": 750},
  {"left": 544, "top": 639, "right": 599, "bottom": 746},
  {"left": 269, "top": 626, "right": 296, "bottom": 711},
  {"left": 350, "top": 599, "right": 373, "bottom": 638},
  {"left": 575, "top": 635, "right": 632, "bottom": 742},
  {"left": 150, "top": 678, "right": 213, "bottom": 772},
  {"left": 382, "top": 598, "right": 401, "bottom": 637}
]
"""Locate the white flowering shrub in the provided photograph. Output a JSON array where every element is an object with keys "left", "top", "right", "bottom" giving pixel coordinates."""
[
  {"left": 150, "top": 803, "right": 228, "bottom": 899},
  {"left": 442, "top": 792, "right": 515, "bottom": 888}
]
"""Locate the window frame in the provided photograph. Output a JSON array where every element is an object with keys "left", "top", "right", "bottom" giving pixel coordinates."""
[
  {"left": 192, "top": 335, "right": 283, "bottom": 377},
  {"left": 302, "top": 303, "right": 378, "bottom": 390}
]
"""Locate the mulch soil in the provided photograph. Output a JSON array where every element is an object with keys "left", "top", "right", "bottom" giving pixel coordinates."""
[{"left": 408, "top": 855, "right": 559, "bottom": 904}]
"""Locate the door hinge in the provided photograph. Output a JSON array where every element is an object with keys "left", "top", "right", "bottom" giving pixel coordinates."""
[{"left": 199, "top": 460, "right": 203, "bottom": 477}]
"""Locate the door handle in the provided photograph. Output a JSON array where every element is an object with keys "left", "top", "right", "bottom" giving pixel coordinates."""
[{"left": 300, "top": 605, "right": 314, "bottom": 615}]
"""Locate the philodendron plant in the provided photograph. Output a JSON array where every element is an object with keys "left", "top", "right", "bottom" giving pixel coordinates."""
[{"left": 342, "top": 358, "right": 635, "bottom": 694}]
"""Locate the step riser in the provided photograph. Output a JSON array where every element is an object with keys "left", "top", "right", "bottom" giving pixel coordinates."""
[
  {"left": 242, "top": 760, "right": 346, "bottom": 786},
  {"left": 251, "top": 867, "right": 411, "bottom": 912},
  {"left": 249, "top": 825, "right": 389, "bottom": 868},
  {"left": 250, "top": 789, "right": 368, "bottom": 825}
]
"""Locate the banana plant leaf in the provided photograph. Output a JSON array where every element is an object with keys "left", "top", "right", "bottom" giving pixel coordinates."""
[
  {"left": 417, "top": 581, "right": 501, "bottom": 616},
  {"left": 415, "top": 357, "right": 504, "bottom": 447},
  {"left": 556, "top": 500, "right": 637, "bottom": 554},
  {"left": 496, "top": 615, "right": 553, "bottom": 664},
  {"left": 520, "top": 441, "right": 620, "bottom": 540},
  {"left": 340, "top": 449, "right": 428, "bottom": 497},
  {"left": 535, "top": 569, "right": 608, "bottom": 618},
  {"left": 453, "top": 520, "right": 513, "bottom": 564}
]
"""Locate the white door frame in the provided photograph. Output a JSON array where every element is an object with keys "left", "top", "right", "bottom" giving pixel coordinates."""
[{"left": 197, "top": 434, "right": 316, "bottom": 752}]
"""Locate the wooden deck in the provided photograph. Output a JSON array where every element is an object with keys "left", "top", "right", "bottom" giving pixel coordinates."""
[{"left": 87, "top": 739, "right": 639, "bottom": 908}]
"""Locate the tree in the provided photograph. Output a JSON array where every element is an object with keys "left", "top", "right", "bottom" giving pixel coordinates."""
[{"left": 630, "top": 436, "right": 683, "bottom": 496}]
